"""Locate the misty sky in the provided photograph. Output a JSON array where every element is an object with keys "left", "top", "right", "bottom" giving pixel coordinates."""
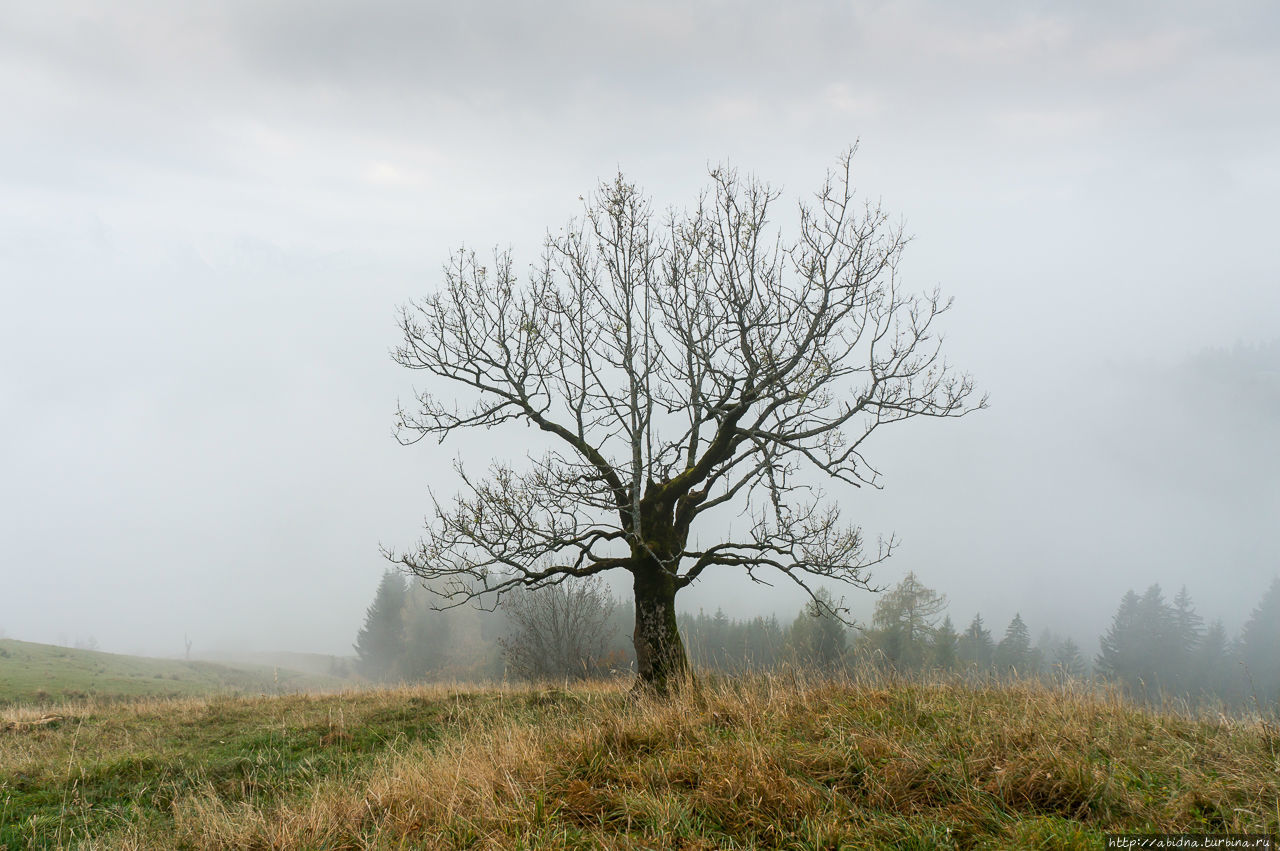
[{"left": 3, "top": 1, "right": 1278, "bottom": 657}]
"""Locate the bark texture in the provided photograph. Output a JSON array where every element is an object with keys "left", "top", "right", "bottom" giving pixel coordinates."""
[{"left": 632, "top": 563, "right": 688, "bottom": 692}]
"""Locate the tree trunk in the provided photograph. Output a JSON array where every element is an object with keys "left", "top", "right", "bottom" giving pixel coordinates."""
[{"left": 632, "top": 565, "right": 689, "bottom": 694}]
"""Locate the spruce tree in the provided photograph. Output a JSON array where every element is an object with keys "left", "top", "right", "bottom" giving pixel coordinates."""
[
  {"left": 1193, "top": 618, "right": 1235, "bottom": 704},
  {"left": 1171, "top": 586, "right": 1204, "bottom": 653},
  {"left": 1052, "top": 637, "right": 1086, "bottom": 680},
  {"left": 744, "top": 615, "right": 784, "bottom": 671},
  {"left": 790, "top": 588, "right": 848, "bottom": 672},
  {"left": 1240, "top": 577, "right": 1280, "bottom": 706},
  {"left": 711, "top": 608, "right": 732, "bottom": 670},
  {"left": 353, "top": 570, "right": 407, "bottom": 681},
  {"left": 1034, "top": 628, "right": 1060, "bottom": 678},
  {"left": 958, "top": 614, "right": 995, "bottom": 670},
  {"left": 399, "top": 583, "right": 452, "bottom": 681},
  {"left": 1137, "top": 584, "right": 1176, "bottom": 691},
  {"left": 931, "top": 615, "right": 959, "bottom": 670},
  {"left": 995, "top": 613, "right": 1033, "bottom": 674},
  {"left": 1097, "top": 589, "right": 1142, "bottom": 694},
  {"left": 1169, "top": 585, "right": 1203, "bottom": 692}
]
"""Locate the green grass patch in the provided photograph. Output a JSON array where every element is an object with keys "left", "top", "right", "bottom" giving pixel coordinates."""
[{"left": 0, "top": 639, "right": 347, "bottom": 708}]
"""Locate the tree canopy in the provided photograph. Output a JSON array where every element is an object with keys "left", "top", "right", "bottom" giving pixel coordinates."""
[{"left": 388, "top": 148, "right": 984, "bottom": 690}]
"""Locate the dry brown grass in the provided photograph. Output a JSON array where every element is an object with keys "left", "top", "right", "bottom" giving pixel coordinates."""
[{"left": 4, "top": 673, "right": 1278, "bottom": 849}]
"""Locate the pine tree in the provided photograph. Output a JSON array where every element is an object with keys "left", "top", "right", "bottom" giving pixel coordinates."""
[
  {"left": 930, "top": 615, "right": 959, "bottom": 670},
  {"left": 1192, "top": 618, "right": 1235, "bottom": 704},
  {"left": 958, "top": 613, "right": 994, "bottom": 670},
  {"left": 1097, "top": 589, "right": 1142, "bottom": 694},
  {"left": 1052, "top": 637, "right": 1086, "bottom": 680},
  {"left": 353, "top": 570, "right": 407, "bottom": 681},
  {"left": 711, "top": 608, "right": 732, "bottom": 670},
  {"left": 1240, "top": 577, "right": 1280, "bottom": 706},
  {"left": 1034, "top": 628, "right": 1060, "bottom": 679},
  {"left": 399, "top": 583, "right": 453, "bottom": 680},
  {"left": 790, "top": 588, "right": 847, "bottom": 672},
  {"left": 995, "top": 613, "right": 1033, "bottom": 674},
  {"left": 1169, "top": 585, "right": 1203, "bottom": 693},
  {"left": 744, "top": 615, "right": 784, "bottom": 671},
  {"left": 1171, "top": 586, "right": 1204, "bottom": 654},
  {"left": 682, "top": 609, "right": 787, "bottom": 673},
  {"left": 1137, "top": 584, "right": 1176, "bottom": 691},
  {"left": 1096, "top": 585, "right": 1187, "bottom": 700},
  {"left": 681, "top": 610, "right": 715, "bottom": 671}
]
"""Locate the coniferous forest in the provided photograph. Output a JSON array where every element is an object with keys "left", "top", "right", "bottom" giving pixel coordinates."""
[{"left": 354, "top": 570, "right": 1280, "bottom": 712}]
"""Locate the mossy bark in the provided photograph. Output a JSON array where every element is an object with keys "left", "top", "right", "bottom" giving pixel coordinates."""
[{"left": 631, "top": 562, "right": 688, "bottom": 694}]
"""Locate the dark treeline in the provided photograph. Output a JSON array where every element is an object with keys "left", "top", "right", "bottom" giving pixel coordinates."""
[{"left": 353, "top": 570, "right": 1280, "bottom": 710}]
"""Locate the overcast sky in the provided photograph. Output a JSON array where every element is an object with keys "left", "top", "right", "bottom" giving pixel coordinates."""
[{"left": 3, "top": 0, "right": 1278, "bottom": 657}]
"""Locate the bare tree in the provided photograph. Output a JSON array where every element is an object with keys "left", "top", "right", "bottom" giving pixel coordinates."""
[
  {"left": 388, "top": 147, "right": 984, "bottom": 692},
  {"left": 499, "top": 577, "right": 618, "bottom": 681}
]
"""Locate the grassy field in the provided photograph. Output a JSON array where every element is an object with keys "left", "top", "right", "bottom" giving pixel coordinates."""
[
  {"left": 1, "top": 672, "right": 1277, "bottom": 849},
  {"left": 0, "top": 639, "right": 348, "bottom": 707}
]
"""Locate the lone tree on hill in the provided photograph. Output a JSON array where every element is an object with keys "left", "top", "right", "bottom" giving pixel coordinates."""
[{"left": 388, "top": 148, "right": 984, "bottom": 692}]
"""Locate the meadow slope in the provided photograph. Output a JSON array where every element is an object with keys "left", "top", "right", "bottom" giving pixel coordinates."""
[
  {"left": 1, "top": 674, "right": 1276, "bottom": 849},
  {"left": 0, "top": 639, "right": 348, "bottom": 707}
]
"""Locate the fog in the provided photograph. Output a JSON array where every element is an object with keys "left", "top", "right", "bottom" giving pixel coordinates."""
[{"left": 2, "top": 1, "right": 1277, "bottom": 658}]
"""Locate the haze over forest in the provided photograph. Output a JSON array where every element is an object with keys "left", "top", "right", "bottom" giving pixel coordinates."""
[{"left": 2, "top": 1, "right": 1277, "bottom": 659}]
